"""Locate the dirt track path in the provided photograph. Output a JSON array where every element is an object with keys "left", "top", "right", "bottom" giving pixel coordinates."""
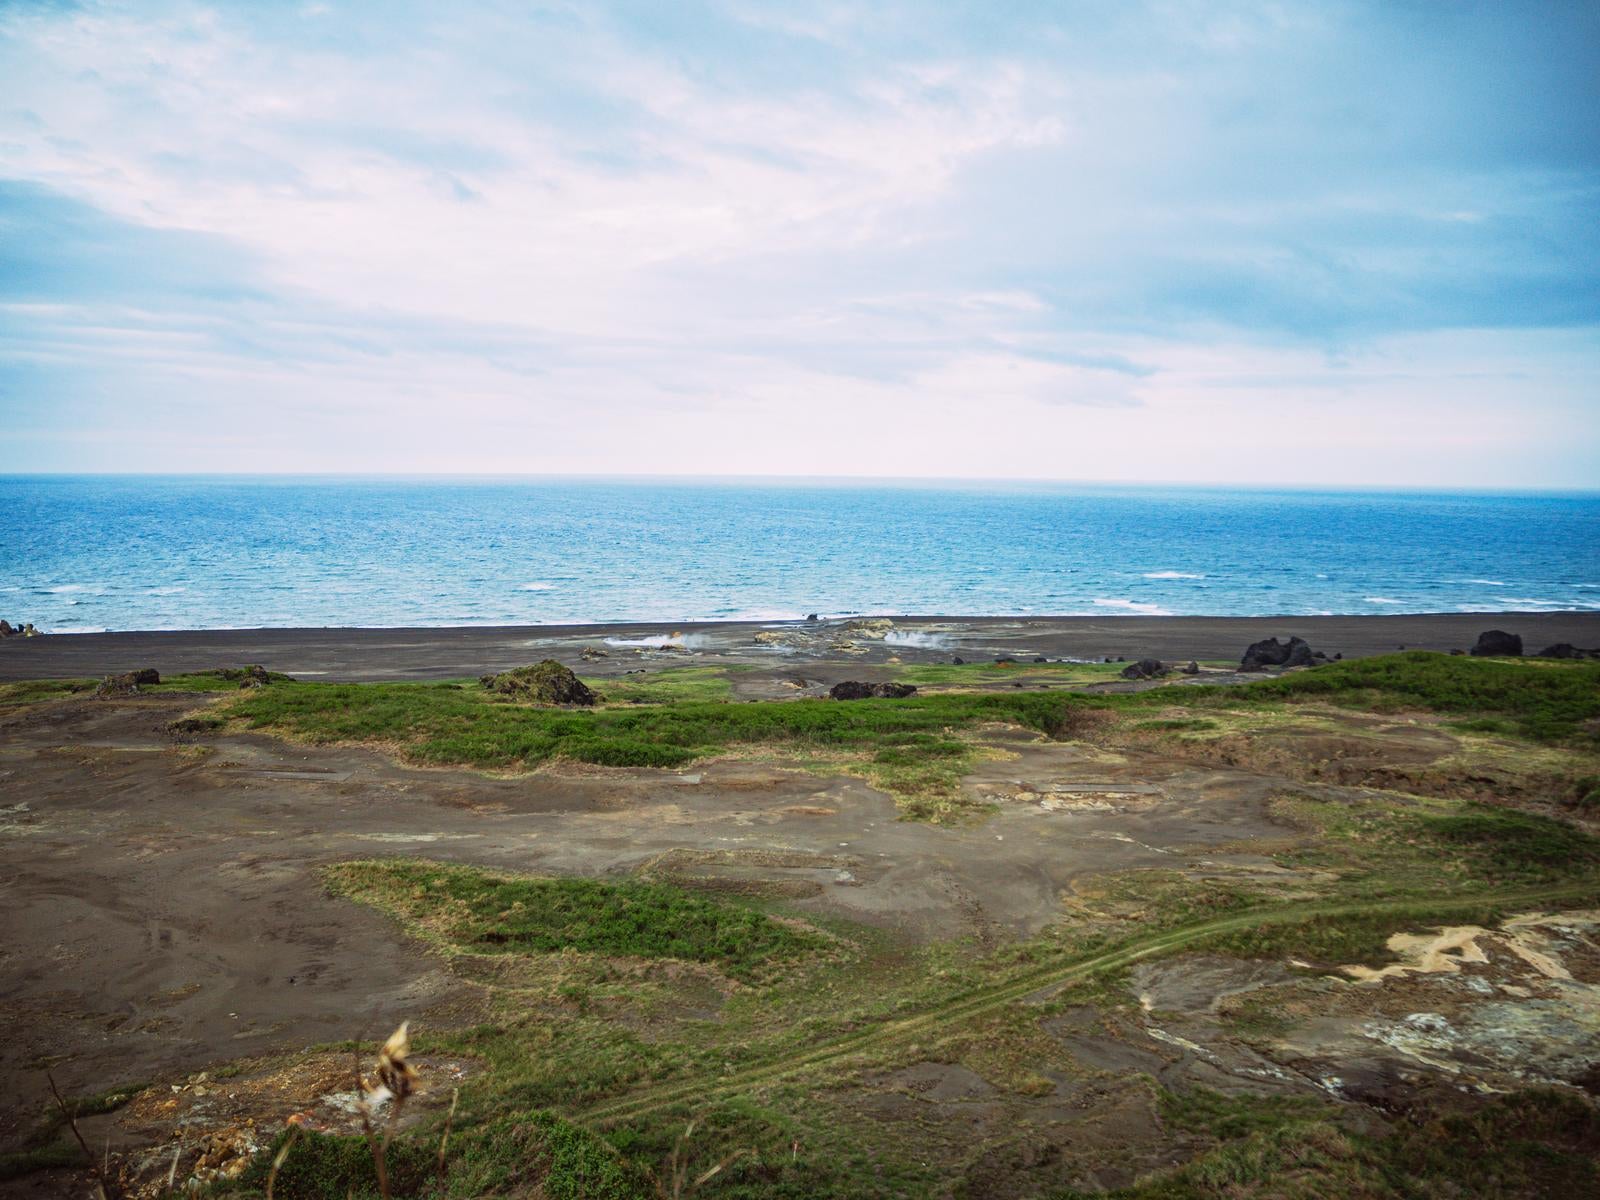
[{"left": 579, "top": 881, "right": 1600, "bottom": 1124}]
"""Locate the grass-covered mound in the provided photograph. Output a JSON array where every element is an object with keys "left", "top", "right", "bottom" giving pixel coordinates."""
[
  {"left": 1201, "top": 650, "right": 1600, "bottom": 745},
  {"left": 325, "top": 860, "right": 823, "bottom": 981},
  {"left": 233, "top": 681, "right": 1088, "bottom": 770}
]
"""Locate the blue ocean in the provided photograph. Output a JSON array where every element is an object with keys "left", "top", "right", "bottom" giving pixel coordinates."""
[{"left": 2, "top": 476, "right": 1598, "bottom": 633}]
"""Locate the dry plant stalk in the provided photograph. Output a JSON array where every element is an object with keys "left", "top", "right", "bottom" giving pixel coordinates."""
[
  {"left": 435, "top": 1087, "right": 459, "bottom": 1189},
  {"left": 265, "top": 1126, "right": 300, "bottom": 1200},
  {"left": 356, "top": 1021, "right": 421, "bottom": 1200},
  {"left": 651, "top": 1118, "right": 751, "bottom": 1199},
  {"left": 44, "top": 1071, "right": 115, "bottom": 1200}
]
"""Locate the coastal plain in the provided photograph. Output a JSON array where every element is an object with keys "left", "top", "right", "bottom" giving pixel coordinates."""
[{"left": 2, "top": 613, "right": 1599, "bottom": 1198}]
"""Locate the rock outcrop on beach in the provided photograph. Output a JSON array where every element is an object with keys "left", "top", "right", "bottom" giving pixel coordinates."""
[
  {"left": 1470, "top": 630, "right": 1523, "bottom": 657},
  {"left": 480, "top": 660, "right": 596, "bottom": 705},
  {"left": 1533, "top": 642, "right": 1600, "bottom": 660},
  {"left": 843, "top": 618, "right": 895, "bottom": 640},
  {"left": 1120, "top": 658, "right": 1168, "bottom": 680},
  {"left": 0, "top": 620, "right": 40, "bottom": 638},
  {"left": 96, "top": 668, "right": 160, "bottom": 696},
  {"left": 209, "top": 664, "right": 288, "bottom": 688},
  {"left": 1239, "top": 636, "right": 1331, "bottom": 671},
  {"left": 829, "top": 681, "right": 917, "bottom": 700}
]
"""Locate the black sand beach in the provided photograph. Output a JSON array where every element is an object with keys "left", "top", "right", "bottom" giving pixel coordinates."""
[{"left": 2, "top": 611, "right": 1596, "bottom": 681}]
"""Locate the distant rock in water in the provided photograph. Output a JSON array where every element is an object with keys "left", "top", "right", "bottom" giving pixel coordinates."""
[
  {"left": 1240, "top": 636, "right": 1331, "bottom": 671},
  {"left": 96, "top": 668, "right": 159, "bottom": 696},
  {"left": 480, "top": 660, "right": 596, "bottom": 705},
  {"left": 1120, "top": 658, "right": 1167, "bottom": 680},
  {"left": 1470, "top": 630, "right": 1523, "bottom": 657},
  {"left": 829, "top": 681, "right": 918, "bottom": 700}
]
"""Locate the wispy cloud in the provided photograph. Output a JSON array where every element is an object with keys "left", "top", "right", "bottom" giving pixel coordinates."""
[{"left": 0, "top": 0, "right": 1596, "bottom": 483}]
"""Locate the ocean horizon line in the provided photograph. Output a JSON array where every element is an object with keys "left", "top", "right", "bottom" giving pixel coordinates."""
[{"left": 4, "top": 472, "right": 1599, "bottom": 498}]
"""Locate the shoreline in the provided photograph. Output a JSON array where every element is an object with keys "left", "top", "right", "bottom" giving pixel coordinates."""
[{"left": 2, "top": 611, "right": 1596, "bottom": 682}]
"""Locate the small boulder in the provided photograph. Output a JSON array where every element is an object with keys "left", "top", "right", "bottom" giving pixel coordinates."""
[
  {"left": 211, "top": 665, "right": 288, "bottom": 688},
  {"left": 952, "top": 656, "right": 965, "bottom": 665},
  {"left": 805, "top": 613, "right": 820, "bottom": 622},
  {"left": 0, "top": 619, "right": 13, "bottom": 638},
  {"left": 1181, "top": 660, "right": 1200, "bottom": 675},
  {"left": 235, "top": 664, "right": 271, "bottom": 688},
  {"left": 1470, "top": 630, "right": 1522, "bottom": 657},
  {"left": 96, "top": 667, "right": 160, "bottom": 696},
  {"left": 1034, "top": 656, "right": 1048, "bottom": 663},
  {"left": 480, "top": 660, "right": 596, "bottom": 705},
  {"left": 1120, "top": 658, "right": 1167, "bottom": 680},
  {"left": 828, "top": 681, "right": 918, "bottom": 700}
]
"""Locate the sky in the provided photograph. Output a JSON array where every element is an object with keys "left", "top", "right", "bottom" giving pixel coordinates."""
[{"left": 0, "top": 0, "right": 1597, "bottom": 486}]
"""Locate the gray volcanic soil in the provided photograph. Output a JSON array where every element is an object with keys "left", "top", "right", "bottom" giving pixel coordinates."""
[
  {"left": 0, "top": 690, "right": 1298, "bottom": 1149},
  {"left": 2, "top": 612, "right": 1596, "bottom": 682}
]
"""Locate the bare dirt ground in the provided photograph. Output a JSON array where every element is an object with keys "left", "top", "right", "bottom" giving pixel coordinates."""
[
  {"left": 4, "top": 629, "right": 1598, "bottom": 1197},
  {"left": 0, "top": 690, "right": 1308, "bottom": 1152}
]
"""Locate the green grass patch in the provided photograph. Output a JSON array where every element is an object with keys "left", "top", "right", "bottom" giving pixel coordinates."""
[
  {"left": 894, "top": 660, "right": 1123, "bottom": 687},
  {"left": 325, "top": 860, "right": 824, "bottom": 981},
  {"left": 1052, "top": 1086, "right": 1599, "bottom": 1199},
  {"left": 0, "top": 1081, "right": 144, "bottom": 1182},
  {"left": 584, "top": 666, "right": 735, "bottom": 705},
  {"left": 0, "top": 1141, "right": 85, "bottom": 1182},
  {"left": 1418, "top": 802, "right": 1600, "bottom": 875},
  {"left": 0, "top": 677, "right": 97, "bottom": 706},
  {"left": 1185, "top": 651, "right": 1600, "bottom": 746},
  {"left": 233, "top": 680, "right": 1097, "bottom": 771}
]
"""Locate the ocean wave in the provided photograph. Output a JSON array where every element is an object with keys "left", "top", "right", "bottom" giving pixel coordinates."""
[
  {"left": 143, "top": 586, "right": 187, "bottom": 596},
  {"left": 517, "top": 582, "right": 555, "bottom": 591},
  {"left": 1463, "top": 579, "right": 1506, "bottom": 586},
  {"left": 1364, "top": 596, "right": 1402, "bottom": 604},
  {"left": 603, "top": 634, "right": 712, "bottom": 650},
  {"left": 884, "top": 630, "right": 950, "bottom": 649},
  {"left": 1091, "top": 598, "right": 1171, "bottom": 615},
  {"left": 1142, "top": 570, "right": 1204, "bottom": 580}
]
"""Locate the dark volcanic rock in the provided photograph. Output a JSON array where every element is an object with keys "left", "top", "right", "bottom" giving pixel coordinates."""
[
  {"left": 952, "top": 657, "right": 965, "bottom": 665},
  {"left": 1470, "top": 630, "right": 1523, "bottom": 657},
  {"left": 207, "top": 664, "right": 291, "bottom": 688},
  {"left": 96, "top": 667, "right": 160, "bottom": 696},
  {"left": 480, "top": 660, "right": 596, "bottom": 705},
  {"left": 1534, "top": 643, "right": 1598, "bottom": 660},
  {"left": 1181, "top": 660, "right": 1200, "bottom": 675},
  {"left": 0, "top": 620, "right": 12, "bottom": 638},
  {"left": 829, "top": 681, "right": 918, "bottom": 700},
  {"left": 1119, "top": 658, "right": 1167, "bottom": 680},
  {"left": 1240, "top": 636, "right": 1330, "bottom": 672}
]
